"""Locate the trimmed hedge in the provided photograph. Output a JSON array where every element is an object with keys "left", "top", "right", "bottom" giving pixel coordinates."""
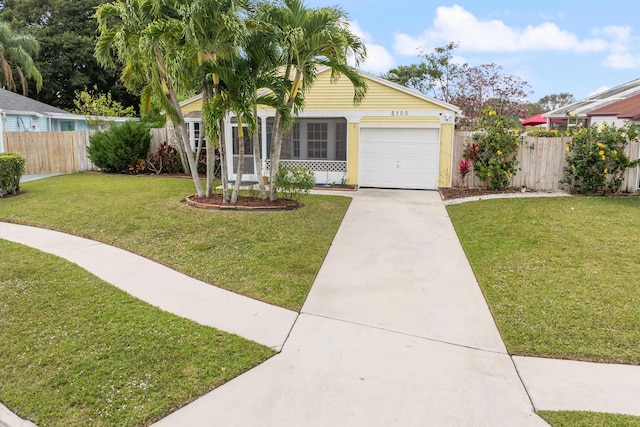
[
  {"left": 0, "top": 153, "right": 26, "bottom": 197},
  {"left": 87, "top": 121, "right": 151, "bottom": 173}
]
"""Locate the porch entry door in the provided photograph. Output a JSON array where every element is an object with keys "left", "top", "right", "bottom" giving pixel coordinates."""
[{"left": 359, "top": 127, "right": 440, "bottom": 190}]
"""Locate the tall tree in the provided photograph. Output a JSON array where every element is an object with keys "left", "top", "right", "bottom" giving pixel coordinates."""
[
  {"left": 94, "top": 0, "right": 204, "bottom": 196},
  {"left": 386, "top": 43, "right": 532, "bottom": 129},
  {"left": 0, "top": 21, "right": 42, "bottom": 95},
  {"left": 383, "top": 63, "right": 430, "bottom": 93},
  {"left": 383, "top": 42, "right": 465, "bottom": 103},
  {"left": 421, "top": 41, "right": 466, "bottom": 104},
  {"left": 451, "top": 63, "right": 531, "bottom": 129},
  {"left": 537, "top": 93, "right": 575, "bottom": 112},
  {"left": 259, "top": 0, "right": 367, "bottom": 200},
  {"left": 0, "top": 0, "right": 138, "bottom": 110}
]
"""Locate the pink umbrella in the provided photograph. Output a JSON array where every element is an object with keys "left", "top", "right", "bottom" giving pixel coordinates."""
[{"left": 521, "top": 113, "right": 547, "bottom": 126}]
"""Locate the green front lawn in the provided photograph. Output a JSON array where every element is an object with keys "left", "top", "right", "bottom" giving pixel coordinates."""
[
  {"left": 539, "top": 411, "right": 640, "bottom": 426},
  {"left": 0, "top": 173, "right": 351, "bottom": 311},
  {"left": 447, "top": 196, "right": 640, "bottom": 364},
  {"left": 0, "top": 240, "right": 273, "bottom": 426}
]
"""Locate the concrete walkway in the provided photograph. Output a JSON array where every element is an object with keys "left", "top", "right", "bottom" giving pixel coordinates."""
[
  {"left": 2, "top": 189, "right": 640, "bottom": 426},
  {"left": 0, "top": 223, "right": 297, "bottom": 350}
]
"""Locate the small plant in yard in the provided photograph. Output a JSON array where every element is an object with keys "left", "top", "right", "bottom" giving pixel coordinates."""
[
  {"left": 463, "top": 108, "right": 521, "bottom": 190},
  {"left": 458, "top": 159, "right": 471, "bottom": 187},
  {"left": 274, "top": 164, "right": 315, "bottom": 200},
  {"left": 147, "top": 141, "right": 182, "bottom": 174},
  {"left": 562, "top": 122, "right": 639, "bottom": 195},
  {"left": 0, "top": 153, "right": 25, "bottom": 197}
]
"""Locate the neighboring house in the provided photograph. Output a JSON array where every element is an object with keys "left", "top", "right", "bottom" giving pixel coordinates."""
[
  {"left": 0, "top": 88, "right": 88, "bottom": 153},
  {"left": 0, "top": 88, "right": 136, "bottom": 153},
  {"left": 0, "top": 88, "right": 89, "bottom": 133},
  {"left": 587, "top": 93, "right": 640, "bottom": 128},
  {"left": 180, "top": 67, "right": 461, "bottom": 190},
  {"left": 544, "top": 78, "right": 640, "bottom": 129}
]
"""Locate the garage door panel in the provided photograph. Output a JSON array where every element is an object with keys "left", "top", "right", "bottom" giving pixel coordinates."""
[{"left": 359, "top": 128, "right": 440, "bottom": 190}]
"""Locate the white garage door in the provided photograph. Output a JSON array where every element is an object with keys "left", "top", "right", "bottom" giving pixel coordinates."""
[{"left": 359, "top": 127, "right": 440, "bottom": 190}]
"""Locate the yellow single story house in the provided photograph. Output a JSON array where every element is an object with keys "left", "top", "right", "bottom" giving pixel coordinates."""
[{"left": 180, "top": 67, "right": 461, "bottom": 190}]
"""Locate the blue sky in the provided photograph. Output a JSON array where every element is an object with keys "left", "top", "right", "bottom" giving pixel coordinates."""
[{"left": 307, "top": 0, "right": 640, "bottom": 102}]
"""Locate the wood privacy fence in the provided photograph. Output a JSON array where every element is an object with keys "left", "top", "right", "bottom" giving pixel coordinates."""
[
  {"left": 2, "top": 129, "right": 169, "bottom": 175},
  {"left": 451, "top": 131, "right": 640, "bottom": 193},
  {"left": 4, "top": 131, "right": 95, "bottom": 174},
  {"left": 4, "top": 128, "right": 640, "bottom": 192}
]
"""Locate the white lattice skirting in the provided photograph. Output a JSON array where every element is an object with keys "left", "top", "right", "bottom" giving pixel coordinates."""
[
  {"left": 264, "top": 160, "right": 347, "bottom": 184},
  {"left": 266, "top": 160, "right": 347, "bottom": 173}
]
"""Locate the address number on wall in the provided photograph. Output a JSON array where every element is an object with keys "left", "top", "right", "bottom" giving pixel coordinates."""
[{"left": 391, "top": 110, "right": 409, "bottom": 116}]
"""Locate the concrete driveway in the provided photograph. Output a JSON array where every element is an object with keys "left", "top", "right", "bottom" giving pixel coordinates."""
[{"left": 154, "top": 189, "right": 548, "bottom": 426}]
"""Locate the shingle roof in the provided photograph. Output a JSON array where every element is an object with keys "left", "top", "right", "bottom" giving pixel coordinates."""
[
  {"left": 0, "top": 88, "right": 71, "bottom": 115},
  {"left": 587, "top": 93, "right": 640, "bottom": 119}
]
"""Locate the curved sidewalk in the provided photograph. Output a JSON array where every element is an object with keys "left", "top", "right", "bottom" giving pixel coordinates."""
[
  {"left": 0, "top": 222, "right": 298, "bottom": 351},
  {"left": 2, "top": 189, "right": 640, "bottom": 426}
]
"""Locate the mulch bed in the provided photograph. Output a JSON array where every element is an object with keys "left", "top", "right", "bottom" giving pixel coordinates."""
[
  {"left": 185, "top": 194, "right": 300, "bottom": 211},
  {"left": 312, "top": 184, "right": 358, "bottom": 191},
  {"left": 439, "top": 187, "right": 530, "bottom": 200}
]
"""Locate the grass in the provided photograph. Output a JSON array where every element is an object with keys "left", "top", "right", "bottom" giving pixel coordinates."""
[
  {"left": 447, "top": 196, "right": 640, "bottom": 364},
  {"left": 539, "top": 411, "right": 640, "bottom": 426},
  {"left": 0, "top": 239, "right": 273, "bottom": 426},
  {"left": 0, "top": 173, "right": 351, "bottom": 310}
]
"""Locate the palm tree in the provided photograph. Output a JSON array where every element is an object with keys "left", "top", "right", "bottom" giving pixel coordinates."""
[
  {"left": 259, "top": 0, "right": 368, "bottom": 200},
  {"left": 94, "top": 0, "right": 205, "bottom": 196},
  {"left": 208, "top": 45, "right": 290, "bottom": 203},
  {"left": 180, "top": 0, "right": 248, "bottom": 200},
  {"left": 0, "top": 22, "right": 43, "bottom": 96}
]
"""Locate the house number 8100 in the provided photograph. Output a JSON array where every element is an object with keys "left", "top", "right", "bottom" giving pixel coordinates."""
[{"left": 391, "top": 110, "right": 409, "bottom": 116}]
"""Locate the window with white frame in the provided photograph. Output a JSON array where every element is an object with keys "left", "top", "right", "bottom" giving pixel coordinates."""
[
  {"left": 307, "top": 122, "right": 328, "bottom": 159},
  {"left": 188, "top": 122, "right": 206, "bottom": 150}
]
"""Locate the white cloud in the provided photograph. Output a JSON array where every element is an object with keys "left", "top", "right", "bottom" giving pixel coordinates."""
[
  {"left": 603, "top": 52, "right": 640, "bottom": 69},
  {"left": 348, "top": 20, "right": 395, "bottom": 73},
  {"left": 393, "top": 5, "right": 614, "bottom": 56}
]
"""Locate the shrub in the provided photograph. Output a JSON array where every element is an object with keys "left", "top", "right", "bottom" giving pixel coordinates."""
[
  {"left": 526, "top": 128, "right": 572, "bottom": 137},
  {"left": 562, "top": 122, "right": 639, "bottom": 195},
  {"left": 87, "top": 121, "right": 151, "bottom": 173},
  {"left": 464, "top": 108, "right": 522, "bottom": 190},
  {"left": 0, "top": 153, "right": 26, "bottom": 197},
  {"left": 147, "top": 141, "right": 181, "bottom": 174},
  {"left": 274, "top": 164, "right": 315, "bottom": 200}
]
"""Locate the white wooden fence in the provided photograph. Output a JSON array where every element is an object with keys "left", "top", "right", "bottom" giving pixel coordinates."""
[{"left": 451, "top": 131, "right": 640, "bottom": 193}]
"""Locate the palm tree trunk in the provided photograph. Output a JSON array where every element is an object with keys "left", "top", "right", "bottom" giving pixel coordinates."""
[
  {"left": 166, "top": 118, "right": 189, "bottom": 174},
  {"left": 269, "top": 111, "right": 283, "bottom": 201},
  {"left": 269, "top": 68, "right": 301, "bottom": 201},
  {"left": 156, "top": 47, "right": 203, "bottom": 196},
  {"left": 218, "top": 118, "right": 230, "bottom": 203},
  {"left": 252, "top": 131, "right": 267, "bottom": 199},
  {"left": 231, "top": 115, "right": 245, "bottom": 204},
  {"left": 203, "top": 88, "right": 215, "bottom": 197},
  {"left": 252, "top": 111, "right": 267, "bottom": 199}
]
